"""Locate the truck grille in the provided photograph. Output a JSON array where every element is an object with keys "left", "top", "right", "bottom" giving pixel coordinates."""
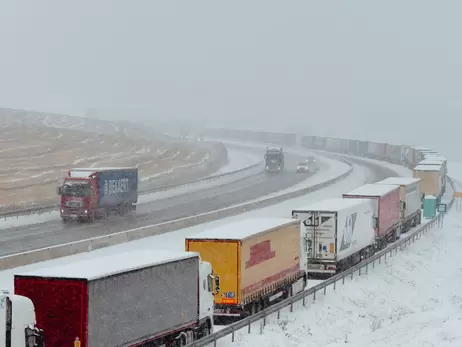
[{"left": 65, "top": 201, "right": 83, "bottom": 208}]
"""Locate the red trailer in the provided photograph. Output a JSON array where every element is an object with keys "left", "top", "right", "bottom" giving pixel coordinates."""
[
  {"left": 14, "top": 250, "right": 214, "bottom": 347},
  {"left": 343, "top": 183, "right": 401, "bottom": 249}
]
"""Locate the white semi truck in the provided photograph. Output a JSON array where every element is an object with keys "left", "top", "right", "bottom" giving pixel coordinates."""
[
  {"left": 292, "top": 197, "right": 376, "bottom": 277},
  {"left": 0, "top": 289, "right": 44, "bottom": 347}
]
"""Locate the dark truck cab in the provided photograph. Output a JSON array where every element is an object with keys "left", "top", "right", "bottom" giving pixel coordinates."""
[{"left": 264, "top": 147, "right": 285, "bottom": 172}]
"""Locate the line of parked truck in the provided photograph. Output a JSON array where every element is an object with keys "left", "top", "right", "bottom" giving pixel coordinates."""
[
  {"left": 4, "top": 137, "right": 448, "bottom": 347},
  {"left": 299, "top": 136, "right": 447, "bottom": 204}
]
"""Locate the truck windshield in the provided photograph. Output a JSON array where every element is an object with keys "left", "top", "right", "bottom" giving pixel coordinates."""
[
  {"left": 62, "top": 181, "right": 90, "bottom": 197},
  {"left": 266, "top": 153, "right": 280, "bottom": 159}
]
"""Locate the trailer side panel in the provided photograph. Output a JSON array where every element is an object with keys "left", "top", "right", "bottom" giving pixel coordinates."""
[{"left": 87, "top": 257, "right": 199, "bottom": 347}]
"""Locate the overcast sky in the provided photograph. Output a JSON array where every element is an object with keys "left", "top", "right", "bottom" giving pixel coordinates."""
[{"left": 1, "top": 1, "right": 461, "bottom": 157}]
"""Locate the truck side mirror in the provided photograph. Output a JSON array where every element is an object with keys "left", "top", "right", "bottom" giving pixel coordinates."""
[
  {"left": 214, "top": 275, "right": 221, "bottom": 294},
  {"left": 402, "top": 201, "right": 406, "bottom": 210},
  {"left": 57, "top": 186, "right": 62, "bottom": 195},
  {"left": 207, "top": 274, "right": 214, "bottom": 293}
]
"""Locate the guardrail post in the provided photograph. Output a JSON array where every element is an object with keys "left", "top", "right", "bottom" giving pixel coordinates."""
[
  {"left": 248, "top": 320, "right": 251, "bottom": 333},
  {"left": 231, "top": 328, "right": 235, "bottom": 342},
  {"left": 333, "top": 279, "right": 336, "bottom": 290},
  {"left": 323, "top": 286, "right": 326, "bottom": 295},
  {"left": 313, "top": 290, "right": 316, "bottom": 301},
  {"left": 302, "top": 290, "right": 306, "bottom": 306},
  {"left": 365, "top": 263, "right": 368, "bottom": 274}
]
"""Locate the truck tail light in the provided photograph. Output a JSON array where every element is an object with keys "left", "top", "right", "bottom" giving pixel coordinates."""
[{"left": 329, "top": 243, "right": 334, "bottom": 253}]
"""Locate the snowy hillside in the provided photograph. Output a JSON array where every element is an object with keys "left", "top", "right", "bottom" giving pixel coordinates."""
[{"left": 218, "top": 202, "right": 462, "bottom": 346}]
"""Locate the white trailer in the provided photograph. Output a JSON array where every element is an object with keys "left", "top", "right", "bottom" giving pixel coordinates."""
[
  {"left": 367, "top": 141, "right": 386, "bottom": 159},
  {"left": 325, "top": 137, "right": 341, "bottom": 152},
  {"left": 291, "top": 197, "right": 375, "bottom": 277},
  {"left": 375, "top": 177, "right": 422, "bottom": 233}
]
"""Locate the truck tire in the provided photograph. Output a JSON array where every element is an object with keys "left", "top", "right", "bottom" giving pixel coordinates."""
[
  {"left": 202, "top": 323, "right": 211, "bottom": 337},
  {"left": 62, "top": 217, "right": 69, "bottom": 224},
  {"left": 87, "top": 212, "right": 94, "bottom": 223},
  {"left": 119, "top": 204, "right": 125, "bottom": 216}
]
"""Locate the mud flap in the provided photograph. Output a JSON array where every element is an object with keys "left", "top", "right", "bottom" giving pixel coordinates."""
[{"left": 291, "top": 277, "right": 306, "bottom": 295}]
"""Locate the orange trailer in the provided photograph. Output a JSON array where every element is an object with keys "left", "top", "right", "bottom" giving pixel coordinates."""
[{"left": 185, "top": 218, "right": 306, "bottom": 323}]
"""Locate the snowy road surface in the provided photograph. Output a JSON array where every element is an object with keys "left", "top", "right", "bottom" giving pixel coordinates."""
[
  {"left": 0, "top": 149, "right": 337, "bottom": 256},
  {"left": 0, "top": 154, "right": 399, "bottom": 290},
  {"left": 210, "top": 145, "right": 262, "bottom": 175}
]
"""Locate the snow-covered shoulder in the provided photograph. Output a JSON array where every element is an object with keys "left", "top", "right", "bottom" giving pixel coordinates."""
[{"left": 215, "top": 212, "right": 462, "bottom": 347}]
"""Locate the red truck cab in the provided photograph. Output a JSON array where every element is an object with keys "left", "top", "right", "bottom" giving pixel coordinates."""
[{"left": 58, "top": 172, "right": 98, "bottom": 223}]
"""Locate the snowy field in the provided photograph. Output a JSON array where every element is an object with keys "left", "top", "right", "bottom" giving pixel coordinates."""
[{"left": 0, "top": 111, "right": 212, "bottom": 210}]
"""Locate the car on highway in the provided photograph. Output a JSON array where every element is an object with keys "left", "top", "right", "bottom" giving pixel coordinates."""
[{"left": 296, "top": 157, "right": 318, "bottom": 173}]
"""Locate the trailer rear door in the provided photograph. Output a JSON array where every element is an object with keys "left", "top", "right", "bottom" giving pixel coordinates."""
[
  {"left": 186, "top": 240, "right": 240, "bottom": 305},
  {"left": 301, "top": 212, "right": 337, "bottom": 261}
]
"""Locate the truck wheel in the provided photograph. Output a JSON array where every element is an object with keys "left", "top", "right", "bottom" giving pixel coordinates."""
[
  {"left": 177, "top": 336, "right": 186, "bottom": 347},
  {"left": 62, "top": 217, "right": 69, "bottom": 224},
  {"left": 87, "top": 212, "right": 94, "bottom": 223},
  {"left": 202, "top": 324, "right": 210, "bottom": 337}
]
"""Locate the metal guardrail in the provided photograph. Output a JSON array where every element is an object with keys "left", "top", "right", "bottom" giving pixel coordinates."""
[
  {"left": 0, "top": 159, "right": 354, "bottom": 270},
  {"left": 186, "top": 177, "right": 456, "bottom": 347},
  {"left": 0, "top": 161, "right": 262, "bottom": 219}
]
